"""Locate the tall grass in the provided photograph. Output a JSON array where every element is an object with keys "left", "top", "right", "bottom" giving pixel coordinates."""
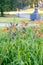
[{"left": 0, "top": 27, "right": 43, "bottom": 65}]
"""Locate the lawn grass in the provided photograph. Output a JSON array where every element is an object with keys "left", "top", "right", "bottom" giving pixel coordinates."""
[
  {"left": 40, "top": 13, "right": 43, "bottom": 16},
  {"left": 21, "top": 8, "right": 43, "bottom": 13},
  {"left": 21, "top": 8, "right": 34, "bottom": 13},
  {"left": 0, "top": 16, "right": 29, "bottom": 23},
  {"left": 0, "top": 14, "right": 17, "bottom": 23},
  {"left": 0, "top": 14, "right": 43, "bottom": 23},
  {"left": 0, "top": 17, "right": 14, "bottom": 23},
  {"left": 0, "top": 8, "right": 43, "bottom": 23}
]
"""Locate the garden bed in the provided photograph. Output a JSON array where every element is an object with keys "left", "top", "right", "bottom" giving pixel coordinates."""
[{"left": 0, "top": 22, "right": 43, "bottom": 65}]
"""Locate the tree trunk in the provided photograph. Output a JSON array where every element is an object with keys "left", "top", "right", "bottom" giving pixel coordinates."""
[
  {"left": 0, "top": 0, "right": 4, "bottom": 17},
  {"left": 1, "top": 7, "right": 4, "bottom": 17}
]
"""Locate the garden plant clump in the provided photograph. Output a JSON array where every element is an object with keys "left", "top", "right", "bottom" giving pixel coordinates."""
[{"left": 0, "top": 22, "right": 43, "bottom": 65}]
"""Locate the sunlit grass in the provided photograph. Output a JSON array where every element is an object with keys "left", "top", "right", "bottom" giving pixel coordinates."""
[
  {"left": 21, "top": 8, "right": 43, "bottom": 13},
  {"left": 0, "top": 17, "right": 29, "bottom": 23},
  {"left": 0, "top": 8, "right": 43, "bottom": 23}
]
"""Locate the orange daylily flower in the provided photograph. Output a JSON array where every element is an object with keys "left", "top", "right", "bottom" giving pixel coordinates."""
[
  {"left": 34, "top": 20, "right": 41, "bottom": 26},
  {"left": 20, "top": 20, "right": 26, "bottom": 25},
  {"left": 38, "top": 28, "right": 40, "bottom": 32},
  {"left": 32, "top": 26, "right": 36, "bottom": 29},
  {"left": 40, "top": 34, "right": 43, "bottom": 37},
  {"left": 36, "top": 33, "right": 41, "bottom": 37},
  {"left": 41, "top": 20, "right": 43, "bottom": 24},
  {"left": 2, "top": 28, "right": 8, "bottom": 32},
  {"left": 36, "top": 29, "right": 43, "bottom": 37}
]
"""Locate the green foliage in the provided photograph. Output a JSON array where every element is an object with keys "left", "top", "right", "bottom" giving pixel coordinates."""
[
  {"left": 0, "top": 26, "right": 43, "bottom": 65},
  {"left": 0, "top": 0, "right": 18, "bottom": 11},
  {"left": 0, "top": 0, "right": 18, "bottom": 16},
  {"left": 0, "top": 0, "right": 39, "bottom": 12}
]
